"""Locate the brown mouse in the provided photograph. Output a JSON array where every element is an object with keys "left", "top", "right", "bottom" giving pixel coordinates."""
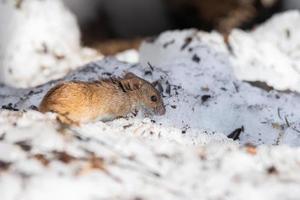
[{"left": 39, "top": 72, "right": 165, "bottom": 125}]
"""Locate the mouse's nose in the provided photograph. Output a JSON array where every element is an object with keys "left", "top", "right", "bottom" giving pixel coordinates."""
[{"left": 155, "top": 105, "right": 166, "bottom": 115}]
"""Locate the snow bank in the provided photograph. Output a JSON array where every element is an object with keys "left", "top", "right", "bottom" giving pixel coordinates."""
[
  {"left": 140, "top": 29, "right": 300, "bottom": 146},
  {"left": 1, "top": 54, "right": 300, "bottom": 146},
  {"left": 229, "top": 11, "right": 300, "bottom": 92},
  {"left": 0, "top": 110, "right": 300, "bottom": 200},
  {"left": 0, "top": 0, "right": 100, "bottom": 88}
]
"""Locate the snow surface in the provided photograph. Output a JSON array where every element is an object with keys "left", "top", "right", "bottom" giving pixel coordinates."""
[
  {"left": 140, "top": 29, "right": 300, "bottom": 146},
  {"left": 0, "top": 10, "right": 300, "bottom": 200},
  {"left": 0, "top": 0, "right": 100, "bottom": 88},
  {"left": 0, "top": 109, "right": 300, "bottom": 200},
  {"left": 230, "top": 11, "right": 300, "bottom": 92}
]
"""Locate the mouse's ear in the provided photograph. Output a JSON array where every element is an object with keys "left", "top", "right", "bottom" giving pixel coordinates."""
[
  {"left": 120, "top": 77, "right": 144, "bottom": 91},
  {"left": 124, "top": 72, "right": 138, "bottom": 79}
]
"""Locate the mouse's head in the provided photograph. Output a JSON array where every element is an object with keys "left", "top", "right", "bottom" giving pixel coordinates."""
[{"left": 123, "top": 72, "right": 165, "bottom": 115}]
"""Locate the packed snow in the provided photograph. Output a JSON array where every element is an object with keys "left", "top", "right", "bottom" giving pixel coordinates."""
[
  {"left": 230, "top": 11, "right": 300, "bottom": 92},
  {"left": 140, "top": 29, "right": 300, "bottom": 146},
  {"left": 0, "top": 0, "right": 100, "bottom": 88},
  {"left": 1, "top": 110, "right": 300, "bottom": 200},
  {"left": 0, "top": 9, "right": 300, "bottom": 200}
]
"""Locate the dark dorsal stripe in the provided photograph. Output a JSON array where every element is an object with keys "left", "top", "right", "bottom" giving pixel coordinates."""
[
  {"left": 118, "top": 81, "right": 127, "bottom": 92},
  {"left": 119, "top": 80, "right": 133, "bottom": 92},
  {"left": 92, "top": 76, "right": 138, "bottom": 93},
  {"left": 125, "top": 82, "right": 132, "bottom": 91}
]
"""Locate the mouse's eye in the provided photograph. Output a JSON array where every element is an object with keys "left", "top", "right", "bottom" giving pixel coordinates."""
[{"left": 150, "top": 95, "right": 158, "bottom": 102}]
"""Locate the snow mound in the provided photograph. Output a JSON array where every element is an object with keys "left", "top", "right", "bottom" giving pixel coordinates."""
[
  {"left": 229, "top": 10, "right": 300, "bottom": 92},
  {"left": 0, "top": 111, "right": 300, "bottom": 200},
  {"left": 0, "top": 0, "right": 100, "bottom": 88},
  {"left": 140, "top": 29, "right": 300, "bottom": 146},
  {"left": 1, "top": 54, "right": 300, "bottom": 146}
]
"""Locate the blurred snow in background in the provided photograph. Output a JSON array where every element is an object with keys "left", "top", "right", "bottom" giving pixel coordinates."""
[
  {"left": 230, "top": 11, "right": 300, "bottom": 92},
  {"left": 0, "top": 0, "right": 100, "bottom": 88}
]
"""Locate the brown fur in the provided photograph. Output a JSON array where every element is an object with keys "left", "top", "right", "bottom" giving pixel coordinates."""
[{"left": 39, "top": 73, "right": 165, "bottom": 125}]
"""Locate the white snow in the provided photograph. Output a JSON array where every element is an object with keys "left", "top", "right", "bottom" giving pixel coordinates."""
[
  {"left": 0, "top": 10, "right": 300, "bottom": 200},
  {"left": 0, "top": 110, "right": 300, "bottom": 200},
  {"left": 140, "top": 28, "right": 300, "bottom": 146},
  {"left": 0, "top": 0, "right": 101, "bottom": 88},
  {"left": 116, "top": 49, "right": 140, "bottom": 64},
  {"left": 229, "top": 11, "right": 300, "bottom": 92}
]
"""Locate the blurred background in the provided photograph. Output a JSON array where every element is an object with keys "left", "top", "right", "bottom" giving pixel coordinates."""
[
  {"left": 1, "top": 0, "right": 300, "bottom": 88},
  {"left": 63, "top": 0, "right": 300, "bottom": 55}
]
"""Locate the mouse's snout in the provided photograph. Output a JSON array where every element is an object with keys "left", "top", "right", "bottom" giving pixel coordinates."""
[{"left": 154, "top": 104, "right": 166, "bottom": 116}]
